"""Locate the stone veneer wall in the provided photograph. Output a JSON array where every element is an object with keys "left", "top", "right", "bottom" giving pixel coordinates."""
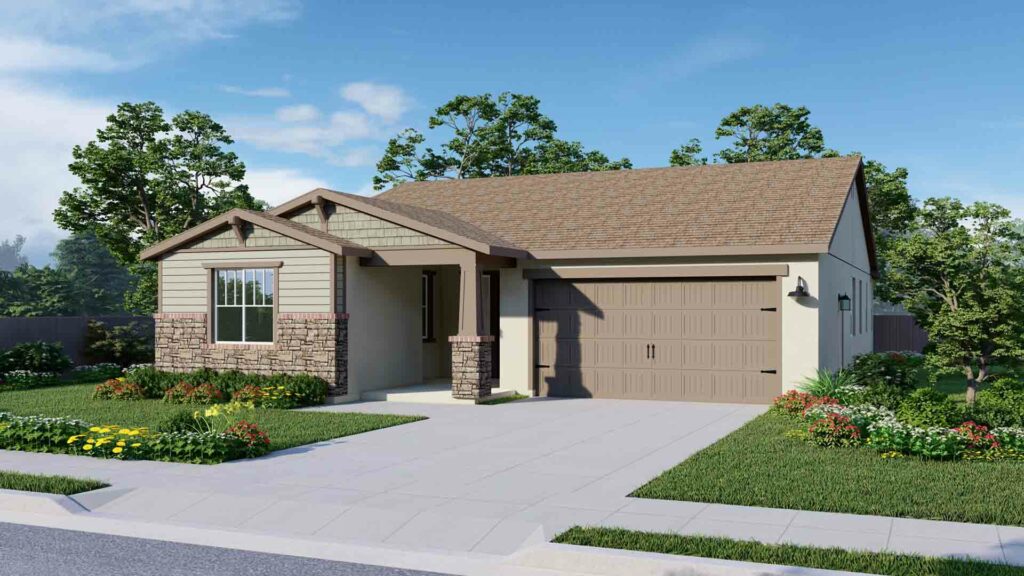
[
  {"left": 448, "top": 335, "right": 494, "bottom": 399},
  {"left": 154, "top": 312, "right": 348, "bottom": 395}
]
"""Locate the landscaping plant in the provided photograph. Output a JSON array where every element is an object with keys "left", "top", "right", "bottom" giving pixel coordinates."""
[
  {"left": 0, "top": 341, "right": 72, "bottom": 374},
  {"left": 163, "top": 381, "right": 225, "bottom": 404},
  {"left": 897, "top": 387, "right": 963, "bottom": 427},
  {"left": 69, "top": 363, "right": 123, "bottom": 383},
  {"left": 92, "top": 378, "right": 146, "bottom": 400},
  {"left": 0, "top": 370, "right": 59, "bottom": 390},
  {"left": 84, "top": 320, "right": 154, "bottom": 366}
]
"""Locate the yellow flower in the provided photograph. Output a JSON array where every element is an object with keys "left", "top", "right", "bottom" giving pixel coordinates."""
[
  {"left": 83, "top": 444, "right": 93, "bottom": 451},
  {"left": 116, "top": 441, "right": 126, "bottom": 447},
  {"left": 89, "top": 426, "right": 101, "bottom": 433},
  {"left": 131, "top": 443, "right": 142, "bottom": 448},
  {"left": 112, "top": 447, "right": 123, "bottom": 454},
  {"left": 87, "top": 438, "right": 95, "bottom": 443},
  {"left": 99, "top": 427, "right": 111, "bottom": 434},
  {"left": 96, "top": 438, "right": 111, "bottom": 446}
]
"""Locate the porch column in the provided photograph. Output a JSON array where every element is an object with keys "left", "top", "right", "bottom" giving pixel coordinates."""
[{"left": 449, "top": 255, "right": 494, "bottom": 399}]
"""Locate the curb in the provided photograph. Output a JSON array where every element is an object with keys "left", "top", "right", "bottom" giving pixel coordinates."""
[
  {"left": 509, "top": 543, "right": 870, "bottom": 576},
  {"left": 0, "top": 488, "right": 87, "bottom": 516}
]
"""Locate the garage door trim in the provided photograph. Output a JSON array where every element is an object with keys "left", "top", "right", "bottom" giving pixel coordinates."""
[{"left": 523, "top": 263, "right": 789, "bottom": 280}]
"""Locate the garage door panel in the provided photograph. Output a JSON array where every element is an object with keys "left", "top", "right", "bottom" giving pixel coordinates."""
[{"left": 536, "top": 279, "right": 780, "bottom": 403}]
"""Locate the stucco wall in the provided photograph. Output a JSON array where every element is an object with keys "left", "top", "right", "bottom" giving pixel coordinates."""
[
  {"left": 819, "top": 185, "right": 874, "bottom": 369},
  {"left": 499, "top": 255, "right": 824, "bottom": 396},
  {"left": 160, "top": 248, "right": 332, "bottom": 313},
  {"left": 345, "top": 257, "right": 423, "bottom": 395}
]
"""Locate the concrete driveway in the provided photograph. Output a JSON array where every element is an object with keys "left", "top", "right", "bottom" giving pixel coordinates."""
[{"left": 0, "top": 398, "right": 763, "bottom": 556}]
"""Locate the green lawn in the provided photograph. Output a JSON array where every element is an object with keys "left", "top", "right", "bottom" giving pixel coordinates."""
[
  {"left": 0, "top": 383, "right": 426, "bottom": 453},
  {"left": 555, "top": 527, "right": 1024, "bottom": 576},
  {"left": 0, "top": 470, "right": 108, "bottom": 495},
  {"left": 631, "top": 411, "right": 1024, "bottom": 526}
]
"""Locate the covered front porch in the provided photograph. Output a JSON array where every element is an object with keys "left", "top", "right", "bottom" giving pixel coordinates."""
[{"left": 345, "top": 246, "right": 516, "bottom": 402}]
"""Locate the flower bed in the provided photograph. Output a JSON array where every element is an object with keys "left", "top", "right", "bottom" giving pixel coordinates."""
[
  {"left": 0, "top": 404, "right": 271, "bottom": 464},
  {"left": 773, "top": 391, "right": 1024, "bottom": 461},
  {"left": 122, "top": 366, "right": 328, "bottom": 407}
]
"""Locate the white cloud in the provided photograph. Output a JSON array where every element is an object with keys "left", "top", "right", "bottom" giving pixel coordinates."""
[
  {"left": 0, "top": 78, "right": 110, "bottom": 265},
  {"left": 664, "top": 34, "right": 762, "bottom": 78},
  {"left": 221, "top": 85, "right": 291, "bottom": 98},
  {"left": 340, "top": 82, "right": 411, "bottom": 123},
  {"left": 229, "top": 108, "right": 383, "bottom": 167},
  {"left": 275, "top": 104, "right": 320, "bottom": 122},
  {"left": 244, "top": 168, "right": 328, "bottom": 208},
  {"left": 0, "top": 0, "right": 300, "bottom": 73},
  {"left": 0, "top": 37, "right": 126, "bottom": 73}
]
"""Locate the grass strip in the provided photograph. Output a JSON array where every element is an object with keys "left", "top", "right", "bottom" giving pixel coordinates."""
[
  {"left": 0, "top": 470, "right": 108, "bottom": 495},
  {"left": 554, "top": 527, "right": 1023, "bottom": 576}
]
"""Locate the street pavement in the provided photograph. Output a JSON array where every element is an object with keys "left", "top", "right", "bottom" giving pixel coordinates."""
[{"left": 0, "top": 521, "right": 452, "bottom": 576}]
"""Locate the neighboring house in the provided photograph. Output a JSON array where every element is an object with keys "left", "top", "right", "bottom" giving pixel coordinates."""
[{"left": 141, "top": 156, "right": 876, "bottom": 404}]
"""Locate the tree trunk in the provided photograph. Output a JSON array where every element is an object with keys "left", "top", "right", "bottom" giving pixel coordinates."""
[{"left": 964, "top": 366, "right": 978, "bottom": 406}]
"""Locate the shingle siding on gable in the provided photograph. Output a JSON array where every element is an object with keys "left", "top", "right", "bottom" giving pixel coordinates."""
[
  {"left": 320, "top": 205, "right": 451, "bottom": 249},
  {"left": 183, "top": 224, "right": 302, "bottom": 249}
]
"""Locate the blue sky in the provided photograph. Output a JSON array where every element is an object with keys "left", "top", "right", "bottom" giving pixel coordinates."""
[{"left": 2, "top": 1, "right": 1023, "bottom": 264}]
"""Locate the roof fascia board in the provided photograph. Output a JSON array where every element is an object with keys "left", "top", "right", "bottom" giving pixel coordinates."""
[{"left": 524, "top": 263, "right": 789, "bottom": 280}]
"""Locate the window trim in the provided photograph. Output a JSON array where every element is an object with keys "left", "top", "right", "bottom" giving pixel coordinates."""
[
  {"left": 422, "top": 271, "right": 435, "bottom": 342},
  {"left": 210, "top": 266, "right": 278, "bottom": 345}
]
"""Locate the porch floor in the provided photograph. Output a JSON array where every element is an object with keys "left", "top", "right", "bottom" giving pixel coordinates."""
[{"left": 360, "top": 379, "right": 516, "bottom": 404}]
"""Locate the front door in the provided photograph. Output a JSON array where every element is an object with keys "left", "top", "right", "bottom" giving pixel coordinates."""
[{"left": 481, "top": 272, "right": 500, "bottom": 379}]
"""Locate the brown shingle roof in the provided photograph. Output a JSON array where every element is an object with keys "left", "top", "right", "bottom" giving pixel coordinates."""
[{"left": 377, "top": 156, "right": 863, "bottom": 254}]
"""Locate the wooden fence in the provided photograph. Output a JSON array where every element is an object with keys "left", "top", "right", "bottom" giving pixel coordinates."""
[
  {"left": 0, "top": 316, "right": 154, "bottom": 364},
  {"left": 873, "top": 314, "right": 928, "bottom": 353}
]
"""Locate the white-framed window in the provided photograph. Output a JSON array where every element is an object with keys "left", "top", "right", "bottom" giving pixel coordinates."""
[
  {"left": 421, "top": 271, "right": 435, "bottom": 341},
  {"left": 214, "top": 268, "right": 275, "bottom": 343}
]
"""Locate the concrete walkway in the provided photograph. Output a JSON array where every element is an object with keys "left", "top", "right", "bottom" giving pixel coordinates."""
[{"left": 0, "top": 397, "right": 1020, "bottom": 566}]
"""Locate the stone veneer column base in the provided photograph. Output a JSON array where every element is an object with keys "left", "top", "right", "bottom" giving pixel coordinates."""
[
  {"left": 448, "top": 335, "right": 494, "bottom": 399},
  {"left": 154, "top": 312, "right": 349, "bottom": 396}
]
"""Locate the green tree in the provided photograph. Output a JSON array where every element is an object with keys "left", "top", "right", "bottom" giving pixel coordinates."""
[
  {"left": 714, "top": 103, "right": 827, "bottom": 163},
  {"left": 886, "top": 198, "right": 1024, "bottom": 404},
  {"left": 0, "top": 264, "right": 77, "bottom": 317},
  {"left": 52, "top": 232, "right": 133, "bottom": 315},
  {"left": 54, "top": 102, "right": 262, "bottom": 312},
  {"left": 860, "top": 159, "right": 916, "bottom": 301},
  {"left": 0, "top": 235, "right": 27, "bottom": 272},
  {"left": 668, "top": 138, "right": 708, "bottom": 166},
  {"left": 374, "top": 92, "right": 628, "bottom": 189}
]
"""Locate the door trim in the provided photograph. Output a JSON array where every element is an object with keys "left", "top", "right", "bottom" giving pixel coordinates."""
[{"left": 523, "top": 263, "right": 788, "bottom": 280}]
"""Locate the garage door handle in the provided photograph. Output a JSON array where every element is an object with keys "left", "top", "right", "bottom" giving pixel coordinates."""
[
  {"left": 646, "top": 344, "right": 650, "bottom": 359},
  {"left": 651, "top": 344, "right": 656, "bottom": 359},
  {"left": 760, "top": 369, "right": 777, "bottom": 374}
]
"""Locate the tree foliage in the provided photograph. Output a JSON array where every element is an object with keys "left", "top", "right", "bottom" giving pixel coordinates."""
[
  {"left": 53, "top": 102, "right": 262, "bottom": 312},
  {"left": 668, "top": 138, "right": 708, "bottom": 167},
  {"left": 52, "top": 232, "right": 134, "bottom": 315},
  {"left": 374, "top": 92, "right": 629, "bottom": 189},
  {"left": 0, "top": 236, "right": 27, "bottom": 272},
  {"left": 0, "top": 265, "right": 77, "bottom": 317},
  {"left": 886, "top": 198, "right": 1024, "bottom": 403}
]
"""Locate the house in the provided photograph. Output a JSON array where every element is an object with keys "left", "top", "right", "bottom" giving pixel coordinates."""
[{"left": 140, "top": 156, "right": 876, "bottom": 403}]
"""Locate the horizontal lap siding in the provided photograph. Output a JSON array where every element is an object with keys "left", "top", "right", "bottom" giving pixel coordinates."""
[
  {"left": 161, "top": 249, "right": 332, "bottom": 313},
  {"left": 322, "top": 205, "right": 451, "bottom": 248}
]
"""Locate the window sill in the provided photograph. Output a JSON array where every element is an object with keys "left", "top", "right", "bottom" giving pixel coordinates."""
[{"left": 206, "top": 342, "right": 276, "bottom": 350}]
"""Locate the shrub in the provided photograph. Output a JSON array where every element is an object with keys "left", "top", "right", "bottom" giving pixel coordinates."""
[
  {"left": 124, "top": 366, "right": 178, "bottom": 398},
  {"left": 163, "top": 382, "right": 225, "bottom": 404},
  {"left": 808, "top": 413, "right": 862, "bottom": 447},
  {"left": 92, "top": 378, "right": 145, "bottom": 400},
  {"left": 225, "top": 420, "right": 270, "bottom": 458},
  {"left": 969, "top": 388, "right": 1024, "bottom": 428},
  {"left": 867, "top": 419, "right": 966, "bottom": 459},
  {"left": 84, "top": 321, "right": 154, "bottom": 366},
  {"left": 146, "top": 430, "right": 245, "bottom": 464},
  {"left": 69, "top": 363, "right": 122, "bottom": 383},
  {"left": 993, "top": 428, "right": 1024, "bottom": 451},
  {"left": 281, "top": 373, "right": 328, "bottom": 406},
  {"left": 0, "top": 342, "right": 72, "bottom": 374},
  {"left": 798, "top": 369, "right": 856, "bottom": 399},
  {"left": 156, "top": 409, "right": 213, "bottom": 434},
  {"left": 955, "top": 421, "right": 999, "bottom": 451},
  {"left": 803, "top": 403, "right": 894, "bottom": 434},
  {"left": 897, "top": 388, "right": 963, "bottom": 427},
  {"left": 0, "top": 412, "right": 90, "bottom": 453},
  {"left": 0, "top": 370, "right": 59, "bottom": 390},
  {"left": 849, "top": 352, "right": 917, "bottom": 409},
  {"left": 772, "top": 390, "right": 839, "bottom": 417},
  {"left": 210, "top": 370, "right": 272, "bottom": 394}
]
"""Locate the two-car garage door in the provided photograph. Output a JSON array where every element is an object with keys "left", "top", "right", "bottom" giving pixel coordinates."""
[{"left": 535, "top": 278, "right": 781, "bottom": 403}]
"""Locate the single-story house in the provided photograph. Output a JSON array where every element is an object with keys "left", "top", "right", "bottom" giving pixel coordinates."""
[{"left": 141, "top": 156, "right": 876, "bottom": 404}]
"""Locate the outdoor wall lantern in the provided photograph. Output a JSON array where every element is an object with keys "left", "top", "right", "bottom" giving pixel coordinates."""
[
  {"left": 787, "top": 276, "right": 810, "bottom": 298},
  {"left": 838, "top": 293, "right": 852, "bottom": 311}
]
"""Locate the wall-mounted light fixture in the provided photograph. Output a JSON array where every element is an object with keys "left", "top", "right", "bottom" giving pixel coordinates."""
[
  {"left": 838, "top": 293, "right": 852, "bottom": 311},
  {"left": 787, "top": 276, "right": 810, "bottom": 298}
]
